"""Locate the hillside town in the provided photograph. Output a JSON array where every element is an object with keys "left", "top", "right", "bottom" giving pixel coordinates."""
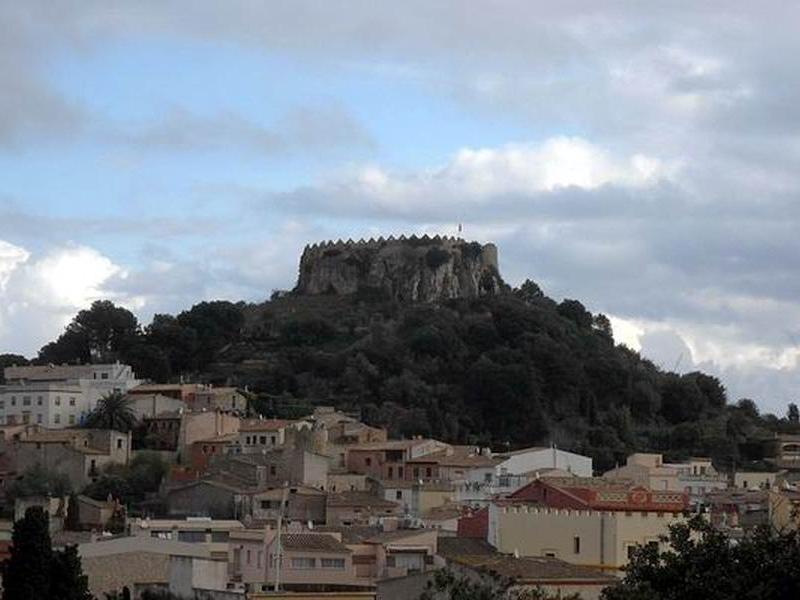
[{"left": 1, "top": 362, "right": 799, "bottom": 599}]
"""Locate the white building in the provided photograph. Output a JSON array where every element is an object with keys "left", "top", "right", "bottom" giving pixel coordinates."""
[{"left": 0, "top": 363, "right": 140, "bottom": 428}]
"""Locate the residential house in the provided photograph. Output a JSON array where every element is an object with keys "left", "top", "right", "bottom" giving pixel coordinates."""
[
  {"left": 130, "top": 517, "right": 245, "bottom": 559},
  {"left": 326, "top": 492, "right": 401, "bottom": 526},
  {"left": 488, "top": 504, "right": 688, "bottom": 570},
  {"left": 379, "top": 481, "right": 455, "bottom": 518},
  {"left": 362, "top": 529, "right": 438, "bottom": 580},
  {"left": 229, "top": 529, "right": 369, "bottom": 593},
  {"left": 435, "top": 537, "right": 617, "bottom": 600},
  {"left": 190, "top": 433, "right": 239, "bottom": 472},
  {"left": 210, "top": 448, "right": 329, "bottom": 490},
  {"left": 734, "top": 470, "right": 781, "bottom": 490},
  {"left": 236, "top": 419, "right": 295, "bottom": 453},
  {"left": 249, "top": 485, "right": 327, "bottom": 524},
  {"left": 345, "top": 439, "right": 449, "bottom": 482},
  {"left": 75, "top": 494, "right": 119, "bottom": 530},
  {"left": 190, "top": 386, "right": 248, "bottom": 413},
  {"left": 78, "top": 534, "right": 212, "bottom": 598},
  {"left": 1, "top": 363, "right": 140, "bottom": 428},
  {"left": 141, "top": 410, "right": 240, "bottom": 455},
  {"left": 169, "top": 553, "right": 232, "bottom": 598},
  {"left": 327, "top": 472, "right": 374, "bottom": 493},
  {"left": 127, "top": 393, "right": 187, "bottom": 420},
  {"left": 13, "top": 428, "right": 132, "bottom": 489}
]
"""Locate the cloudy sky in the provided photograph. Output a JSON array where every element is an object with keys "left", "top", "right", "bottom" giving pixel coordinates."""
[{"left": 1, "top": 1, "right": 799, "bottom": 413}]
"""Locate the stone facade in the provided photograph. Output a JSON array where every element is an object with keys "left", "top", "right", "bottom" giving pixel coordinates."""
[{"left": 295, "top": 236, "right": 503, "bottom": 302}]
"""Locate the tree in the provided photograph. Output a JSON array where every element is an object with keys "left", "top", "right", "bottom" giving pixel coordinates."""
[
  {"left": 84, "top": 391, "right": 137, "bottom": 432},
  {"left": 0, "top": 354, "right": 29, "bottom": 383},
  {"left": 39, "top": 300, "right": 140, "bottom": 364},
  {"left": 1, "top": 506, "right": 53, "bottom": 600},
  {"left": 5, "top": 463, "right": 71, "bottom": 505},
  {"left": 420, "top": 567, "right": 579, "bottom": 600},
  {"left": 65, "top": 492, "right": 81, "bottom": 531},
  {"left": 49, "top": 544, "right": 92, "bottom": 600},
  {"left": 602, "top": 516, "right": 800, "bottom": 600},
  {"left": 787, "top": 403, "right": 799, "bottom": 425}
]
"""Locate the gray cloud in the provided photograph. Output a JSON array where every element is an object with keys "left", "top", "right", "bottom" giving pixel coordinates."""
[{"left": 111, "top": 105, "right": 374, "bottom": 155}]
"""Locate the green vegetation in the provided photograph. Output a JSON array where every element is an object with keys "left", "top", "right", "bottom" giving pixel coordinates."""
[
  {"left": 602, "top": 516, "right": 800, "bottom": 600},
  {"left": 83, "top": 452, "right": 167, "bottom": 508},
  {"left": 420, "top": 568, "right": 579, "bottom": 600},
  {"left": 5, "top": 464, "right": 71, "bottom": 507},
  {"left": 24, "top": 281, "right": 800, "bottom": 471},
  {"left": 84, "top": 391, "right": 137, "bottom": 432},
  {"left": 1, "top": 507, "right": 91, "bottom": 600}
]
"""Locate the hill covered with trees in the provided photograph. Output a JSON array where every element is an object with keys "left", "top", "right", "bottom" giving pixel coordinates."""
[{"left": 3, "top": 279, "right": 797, "bottom": 472}]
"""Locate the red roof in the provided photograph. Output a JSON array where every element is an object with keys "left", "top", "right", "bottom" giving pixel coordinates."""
[
  {"left": 510, "top": 480, "right": 688, "bottom": 512},
  {"left": 240, "top": 419, "right": 292, "bottom": 432}
]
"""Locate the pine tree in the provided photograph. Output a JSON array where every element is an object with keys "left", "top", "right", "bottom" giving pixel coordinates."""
[
  {"left": 65, "top": 492, "right": 81, "bottom": 531},
  {"left": 50, "top": 544, "right": 93, "bottom": 600},
  {"left": 1, "top": 506, "right": 52, "bottom": 600}
]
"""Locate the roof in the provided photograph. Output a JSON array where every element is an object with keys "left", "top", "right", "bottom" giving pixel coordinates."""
[
  {"left": 364, "top": 529, "right": 433, "bottom": 544},
  {"left": 405, "top": 446, "right": 499, "bottom": 468},
  {"left": 327, "top": 492, "right": 399, "bottom": 509},
  {"left": 194, "top": 433, "right": 239, "bottom": 444},
  {"left": 4, "top": 364, "right": 94, "bottom": 381},
  {"left": 77, "top": 495, "right": 115, "bottom": 509},
  {"left": 313, "top": 525, "right": 382, "bottom": 544},
  {"left": 280, "top": 533, "right": 351, "bottom": 554},
  {"left": 451, "top": 554, "right": 618, "bottom": 584},
  {"left": 437, "top": 537, "right": 496, "bottom": 559},
  {"left": 240, "top": 418, "right": 292, "bottom": 432},
  {"left": 347, "top": 440, "right": 426, "bottom": 452}
]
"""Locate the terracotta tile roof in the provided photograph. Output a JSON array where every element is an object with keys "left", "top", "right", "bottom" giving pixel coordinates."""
[
  {"left": 281, "top": 533, "right": 351, "bottom": 554},
  {"left": 240, "top": 419, "right": 292, "bottom": 432},
  {"left": 454, "top": 554, "right": 618, "bottom": 583},
  {"left": 437, "top": 537, "right": 496, "bottom": 558},
  {"left": 4, "top": 364, "right": 94, "bottom": 381},
  {"left": 364, "top": 529, "right": 432, "bottom": 544},
  {"left": 313, "top": 525, "right": 381, "bottom": 544},
  {"left": 327, "top": 492, "right": 399, "bottom": 509}
]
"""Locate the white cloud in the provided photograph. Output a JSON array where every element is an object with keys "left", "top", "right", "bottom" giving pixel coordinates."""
[{"left": 0, "top": 241, "right": 139, "bottom": 356}]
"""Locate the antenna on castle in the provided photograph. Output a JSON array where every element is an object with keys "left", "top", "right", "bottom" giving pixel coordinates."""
[{"left": 458, "top": 223, "right": 463, "bottom": 234}]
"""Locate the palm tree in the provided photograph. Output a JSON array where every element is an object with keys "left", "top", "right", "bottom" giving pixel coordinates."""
[{"left": 85, "top": 391, "right": 137, "bottom": 432}]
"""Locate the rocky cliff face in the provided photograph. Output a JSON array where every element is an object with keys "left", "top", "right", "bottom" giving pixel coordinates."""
[{"left": 295, "top": 236, "right": 504, "bottom": 302}]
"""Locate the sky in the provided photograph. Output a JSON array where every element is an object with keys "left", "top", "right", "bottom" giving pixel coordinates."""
[{"left": 1, "top": 1, "right": 799, "bottom": 414}]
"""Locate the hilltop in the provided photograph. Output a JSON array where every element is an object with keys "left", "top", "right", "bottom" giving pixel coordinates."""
[{"left": 6, "top": 237, "right": 794, "bottom": 471}]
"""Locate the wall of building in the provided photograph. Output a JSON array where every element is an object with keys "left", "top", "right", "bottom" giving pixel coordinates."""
[
  {"left": 488, "top": 504, "right": 685, "bottom": 569},
  {"left": 497, "top": 448, "right": 592, "bottom": 478}
]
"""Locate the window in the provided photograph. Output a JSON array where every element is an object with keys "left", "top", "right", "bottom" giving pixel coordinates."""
[
  {"left": 413, "top": 468, "right": 419, "bottom": 478},
  {"left": 259, "top": 436, "right": 267, "bottom": 445},
  {"left": 270, "top": 465, "right": 277, "bottom": 476},
  {"left": 365, "top": 457, "right": 372, "bottom": 467},
  {"left": 573, "top": 536, "right": 581, "bottom": 554},
  {"left": 271, "top": 435, "right": 277, "bottom": 444},
  {"left": 36, "top": 414, "right": 42, "bottom": 424},
  {"left": 178, "top": 531, "right": 206, "bottom": 543},
  {"left": 398, "top": 467, "right": 404, "bottom": 478},
  {"left": 54, "top": 414, "right": 61, "bottom": 424},
  {"left": 388, "top": 467, "right": 394, "bottom": 478},
  {"left": 37, "top": 396, "right": 43, "bottom": 406},
  {"left": 55, "top": 397, "right": 61, "bottom": 406},
  {"left": 245, "top": 436, "right": 251, "bottom": 445},
  {"left": 246, "top": 550, "right": 251, "bottom": 564},
  {"left": 22, "top": 412, "right": 30, "bottom": 424},
  {"left": 291, "top": 557, "right": 316, "bottom": 569},
  {"left": 544, "top": 551, "right": 556, "bottom": 558},
  {"left": 101, "top": 373, "right": 109, "bottom": 380},
  {"left": 626, "top": 545, "right": 638, "bottom": 560},
  {"left": 321, "top": 558, "right": 345, "bottom": 569},
  {"left": 257, "top": 551, "right": 263, "bottom": 568},
  {"left": 23, "top": 396, "right": 31, "bottom": 406},
  {"left": 425, "top": 467, "right": 432, "bottom": 478},
  {"left": 68, "top": 415, "right": 75, "bottom": 425},
  {"left": 69, "top": 397, "right": 76, "bottom": 406},
  {"left": 0, "top": 401, "right": 4, "bottom": 409},
  {"left": 396, "top": 490, "right": 402, "bottom": 500}
]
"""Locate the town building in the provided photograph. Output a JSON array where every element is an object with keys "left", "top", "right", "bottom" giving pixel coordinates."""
[
  {"left": 345, "top": 439, "right": 450, "bottom": 482},
  {"left": 326, "top": 492, "right": 401, "bottom": 526},
  {"left": 12, "top": 428, "right": 132, "bottom": 489},
  {"left": 487, "top": 504, "right": 688, "bottom": 570},
  {"left": 0, "top": 363, "right": 140, "bottom": 428}
]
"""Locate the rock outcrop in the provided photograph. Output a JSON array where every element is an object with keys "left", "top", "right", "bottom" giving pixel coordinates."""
[{"left": 295, "top": 235, "right": 504, "bottom": 302}]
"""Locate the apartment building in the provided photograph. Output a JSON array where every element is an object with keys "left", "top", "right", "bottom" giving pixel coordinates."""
[{"left": 0, "top": 363, "right": 140, "bottom": 428}]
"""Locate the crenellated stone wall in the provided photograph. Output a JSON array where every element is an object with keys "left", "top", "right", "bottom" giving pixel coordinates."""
[{"left": 295, "top": 234, "right": 503, "bottom": 302}]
